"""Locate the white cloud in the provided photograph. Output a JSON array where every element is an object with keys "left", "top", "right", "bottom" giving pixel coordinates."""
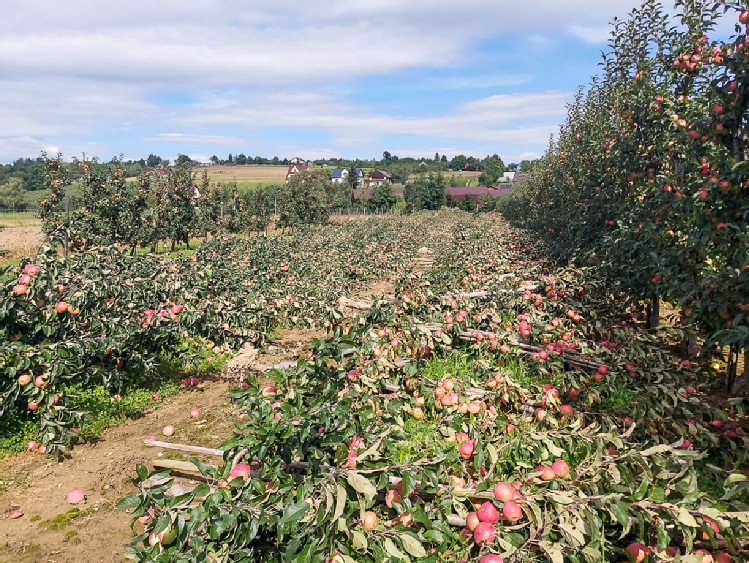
[
  {"left": 567, "top": 24, "right": 613, "bottom": 45},
  {"left": 0, "top": 0, "right": 711, "bottom": 163},
  {"left": 152, "top": 133, "right": 246, "bottom": 145}
]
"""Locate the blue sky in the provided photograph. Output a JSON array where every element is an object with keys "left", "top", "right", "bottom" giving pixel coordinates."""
[{"left": 0, "top": 0, "right": 720, "bottom": 165}]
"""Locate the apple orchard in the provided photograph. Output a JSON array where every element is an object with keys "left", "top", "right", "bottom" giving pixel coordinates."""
[{"left": 1, "top": 1, "right": 749, "bottom": 562}]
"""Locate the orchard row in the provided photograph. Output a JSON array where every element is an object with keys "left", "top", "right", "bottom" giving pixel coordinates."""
[
  {"left": 499, "top": 1, "right": 749, "bottom": 388},
  {"left": 1, "top": 215, "right": 422, "bottom": 456},
  {"left": 118, "top": 212, "right": 747, "bottom": 562}
]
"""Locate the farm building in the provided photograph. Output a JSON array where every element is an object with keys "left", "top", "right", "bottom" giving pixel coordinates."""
[
  {"left": 285, "top": 162, "right": 310, "bottom": 182},
  {"left": 330, "top": 168, "right": 364, "bottom": 184},
  {"left": 364, "top": 170, "right": 393, "bottom": 187},
  {"left": 445, "top": 185, "right": 512, "bottom": 203}
]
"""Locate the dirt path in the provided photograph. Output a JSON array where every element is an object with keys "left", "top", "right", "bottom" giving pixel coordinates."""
[
  {"left": 0, "top": 257, "right": 408, "bottom": 562},
  {"left": 0, "top": 380, "right": 236, "bottom": 563}
]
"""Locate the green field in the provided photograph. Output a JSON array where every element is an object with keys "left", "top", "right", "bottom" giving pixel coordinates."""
[
  {"left": 0, "top": 211, "right": 40, "bottom": 227},
  {"left": 201, "top": 164, "right": 299, "bottom": 189}
]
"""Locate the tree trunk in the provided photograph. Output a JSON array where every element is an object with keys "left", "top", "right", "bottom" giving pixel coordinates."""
[
  {"left": 681, "top": 310, "right": 699, "bottom": 359},
  {"left": 647, "top": 294, "right": 660, "bottom": 329},
  {"left": 727, "top": 344, "right": 739, "bottom": 393}
]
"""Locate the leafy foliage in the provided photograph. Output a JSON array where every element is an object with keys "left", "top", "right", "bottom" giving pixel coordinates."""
[
  {"left": 114, "top": 211, "right": 747, "bottom": 562},
  {"left": 498, "top": 0, "right": 749, "bottom": 386}
]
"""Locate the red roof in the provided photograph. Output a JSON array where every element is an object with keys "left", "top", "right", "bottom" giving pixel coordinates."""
[
  {"left": 285, "top": 163, "right": 309, "bottom": 180},
  {"left": 446, "top": 186, "right": 511, "bottom": 199}
]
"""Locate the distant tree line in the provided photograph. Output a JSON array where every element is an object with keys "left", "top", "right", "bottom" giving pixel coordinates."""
[{"left": 1, "top": 150, "right": 536, "bottom": 211}]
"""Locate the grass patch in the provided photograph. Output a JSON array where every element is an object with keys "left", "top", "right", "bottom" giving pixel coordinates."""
[
  {"left": 0, "top": 211, "right": 41, "bottom": 227},
  {"left": 391, "top": 417, "right": 441, "bottom": 465},
  {"left": 40, "top": 507, "right": 95, "bottom": 530},
  {"left": 599, "top": 387, "right": 638, "bottom": 411},
  {"left": 0, "top": 416, "right": 37, "bottom": 457},
  {"left": 0, "top": 542, "right": 42, "bottom": 557},
  {"left": 420, "top": 354, "right": 477, "bottom": 386},
  {"left": 0, "top": 338, "right": 228, "bottom": 457},
  {"left": 62, "top": 529, "right": 81, "bottom": 545},
  {"left": 65, "top": 380, "right": 182, "bottom": 440}
]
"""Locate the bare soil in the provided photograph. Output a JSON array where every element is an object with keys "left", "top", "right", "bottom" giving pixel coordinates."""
[{"left": 0, "top": 379, "right": 234, "bottom": 562}]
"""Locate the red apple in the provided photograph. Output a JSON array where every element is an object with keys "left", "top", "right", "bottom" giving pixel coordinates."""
[
  {"left": 229, "top": 462, "right": 252, "bottom": 480},
  {"left": 502, "top": 501, "right": 522, "bottom": 523},
  {"left": 477, "top": 501, "right": 500, "bottom": 523},
  {"left": 12, "top": 284, "right": 29, "bottom": 295},
  {"left": 261, "top": 385, "right": 277, "bottom": 397},
  {"left": 494, "top": 482, "right": 515, "bottom": 503},
  {"left": 552, "top": 460, "right": 570, "bottom": 477},
  {"left": 473, "top": 522, "right": 496, "bottom": 545},
  {"left": 459, "top": 439, "right": 475, "bottom": 460},
  {"left": 625, "top": 542, "right": 648, "bottom": 563},
  {"left": 466, "top": 512, "right": 480, "bottom": 531},
  {"left": 362, "top": 510, "right": 378, "bottom": 530},
  {"left": 537, "top": 466, "right": 555, "bottom": 480}
]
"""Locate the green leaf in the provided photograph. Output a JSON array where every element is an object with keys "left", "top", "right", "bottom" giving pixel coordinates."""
[
  {"left": 609, "top": 500, "right": 631, "bottom": 531},
  {"left": 400, "top": 472, "right": 414, "bottom": 499},
  {"left": 486, "top": 442, "right": 498, "bottom": 466},
  {"left": 648, "top": 487, "right": 665, "bottom": 503},
  {"left": 538, "top": 540, "right": 564, "bottom": 563},
  {"left": 115, "top": 494, "right": 142, "bottom": 511},
  {"left": 347, "top": 472, "right": 378, "bottom": 502},
  {"left": 547, "top": 491, "right": 574, "bottom": 505},
  {"left": 192, "top": 484, "right": 210, "bottom": 498},
  {"left": 210, "top": 511, "right": 237, "bottom": 538},
  {"left": 399, "top": 532, "right": 427, "bottom": 558},
  {"left": 582, "top": 547, "right": 602, "bottom": 561},
  {"left": 324, "top": 486, "right": 334, "bottom": 518},
  {"left": 333, "top": 483, "right": 347, "bottom": 522},
  {"left": 559, "top": 522, "right": 586, "bottom": 547},
  {"left": 351, "top": 530, "right": 368, "bottom": 550},
  {"left": 357, "top": 433, "right": 385, "bottom": 462},
  {"left": 383, "top": 537, "right": 409, "bottom": 561},
  {"left": 423, "top": 529, "right": 444, "bottom": 543},
  {"left": 279, "top": 501, "right": 309, "bottom": 529},
  {"left": 136, "top": 464, "right": 149, "bottom": 481},
  {"left": 639, "top": 444, "right": 672, "bottom": 456},
  {"left": 676, "top": 508, "right": 698, "bottom": 528}
]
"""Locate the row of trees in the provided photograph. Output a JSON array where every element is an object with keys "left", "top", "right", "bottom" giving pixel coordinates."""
[
  {"left": 499, "top": 0, "right": 749, "bottom": 388},
  {"left": 0, "top": 151, "right": 522, "bottom": 212},
  {"left": 37, "top": 158, "right": 368, "bottom": 253},
  {"left": 35, "top": 155, "right": 508, "bottom": 255}
]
